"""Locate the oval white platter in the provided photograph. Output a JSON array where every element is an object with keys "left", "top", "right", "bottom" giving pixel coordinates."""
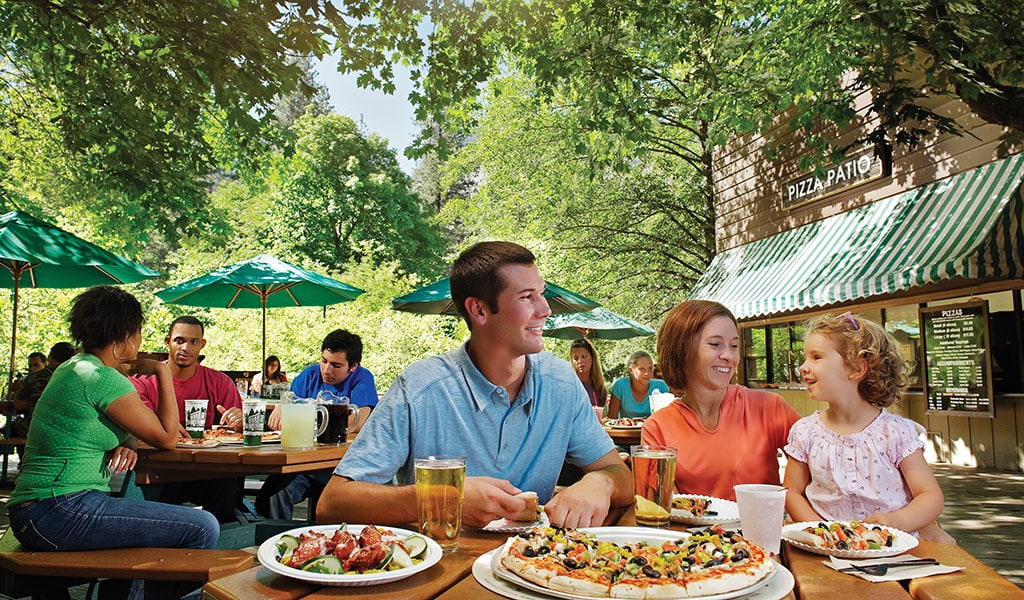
[{"left": 257, "top": 524, "right": 443, "bottom": 586}]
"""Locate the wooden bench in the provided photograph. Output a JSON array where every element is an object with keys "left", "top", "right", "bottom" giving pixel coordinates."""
[
  {"left": 0, "top": 437, "right": 26, "bottom": 485},
  {"left": 0, "top": 527, "right": 253, "bottom": 599}
]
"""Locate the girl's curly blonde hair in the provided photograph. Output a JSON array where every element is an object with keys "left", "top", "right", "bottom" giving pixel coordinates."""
[{"left": 804, "top": 312, "right": 909, "bottom": 407}]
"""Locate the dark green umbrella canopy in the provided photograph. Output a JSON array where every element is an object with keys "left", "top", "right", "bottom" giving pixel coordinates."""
[
  {"left": 0, "top": 210, "right": 160, "bottom": 390},
  {"left": 543, "top": 308, "right": 656, "bottom": 340},
  {"left": 391, "top": 277, "right": 600, "bottom": 316},
  {"left": 155, "top": 254, "right": 364, "bottom": 366}
]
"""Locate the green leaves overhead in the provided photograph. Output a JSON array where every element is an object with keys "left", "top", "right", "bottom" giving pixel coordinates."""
[{"left": 279, "top": 113, "right": 445, "bottom": 276}]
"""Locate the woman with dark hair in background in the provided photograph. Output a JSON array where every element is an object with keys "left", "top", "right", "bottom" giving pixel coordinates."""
[
  {"left": 570, "top": 339, "right": 607, "bottom": 410},
  {"left": 6, "top": 286, "right": 220, "bottom": 599},
  {"left": 250, "top": 354, "right": 288, "bottom": 395}
]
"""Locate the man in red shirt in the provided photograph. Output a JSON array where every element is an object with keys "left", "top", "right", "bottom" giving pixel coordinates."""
[{"left": 131, "top": 316, "right": 244, "bottom": 522}]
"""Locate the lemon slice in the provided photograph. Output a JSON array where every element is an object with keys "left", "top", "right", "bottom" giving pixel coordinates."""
[{"left": 635, "top": 495, "right": 669, "bottom": 518}]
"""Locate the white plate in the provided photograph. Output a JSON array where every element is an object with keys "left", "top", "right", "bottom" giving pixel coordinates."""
[
  {"left": 257, "top": 524, "right": 443, "bottom": 586},
  {"left": 477, "top": 529, "right": 793, "bottom": 600},
  {"left": 781, "top": 521, "right": 917, "bottom": 558},
  {"left": 603, "top": 419, "right": 645, "bottom": 429},
  {"left": 483, "top": 511, "right": 550, "bottom": 533},
  {"left": 670, "top": 494, "right": 741, "bottom": 526}
]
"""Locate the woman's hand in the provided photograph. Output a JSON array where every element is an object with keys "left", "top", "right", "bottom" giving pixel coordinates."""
[{"left": 107, "top": 445, "right": 137, "bottom": 474}]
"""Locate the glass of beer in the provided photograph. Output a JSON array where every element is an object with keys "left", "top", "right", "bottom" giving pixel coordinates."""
[
  {"left": 631, "top": 444, "right": 677, "bottom": 527},
  {"left": 414, "top": 455, "right": 466, "bottom": 553}
]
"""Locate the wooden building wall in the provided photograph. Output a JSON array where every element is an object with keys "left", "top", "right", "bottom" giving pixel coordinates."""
[{"left": 712, "top": 87, "right": 1024, "bottom": 252}]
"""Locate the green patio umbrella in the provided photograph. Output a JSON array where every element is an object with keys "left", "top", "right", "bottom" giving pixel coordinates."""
[
  {"left": 391, "top": 277, "right": 600, "bottom": 316},
  {"left": 0, "top": 210, "right": 160, "bottom": 392},
  {"left": 155, "top": 254, "right": 364, "bottom": 367},
  {"left": 543, "top": 307, "right": 656, "bottom": 340}
]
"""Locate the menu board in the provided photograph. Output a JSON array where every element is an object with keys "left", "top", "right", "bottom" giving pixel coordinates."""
[{"left": 920, "top": 301, "right": 994, "bottom": 417}]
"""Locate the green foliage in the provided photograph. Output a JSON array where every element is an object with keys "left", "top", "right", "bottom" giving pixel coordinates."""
[
  {"left": 278, "top": 112, "right": 446, "bottom": 276},
  {"left": 438, "top": 72, "right": 708, "bottom": 336},
  {"left": 162, "top": 258, "right": 465, "bottom": 391}
]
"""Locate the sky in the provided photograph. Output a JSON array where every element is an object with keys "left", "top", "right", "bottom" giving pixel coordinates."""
[{"left": 315, "top": 55, "right": 419, "bottom": 175}]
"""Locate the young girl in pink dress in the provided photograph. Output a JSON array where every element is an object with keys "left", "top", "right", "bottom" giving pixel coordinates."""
[{"left": 783, "top": 312, "right": 954, "bottom": 543}]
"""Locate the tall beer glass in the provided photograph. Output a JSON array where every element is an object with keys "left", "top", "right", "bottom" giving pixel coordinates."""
[
  {"left": 631, "top": 444, "right": 677, "bottom": 527},
  {"left": 414, "top": 455, "right": 466, "bottom": 552}
]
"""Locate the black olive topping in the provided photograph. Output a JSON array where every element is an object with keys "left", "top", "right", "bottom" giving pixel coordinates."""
[
  {"left": 629, "top": 556, "right": 648, "bottom": 566},
  {"left": 523, "top": 547, "right": 537, "bottom": 557},
  {"left": 707, "top": 557, "right": 725, "bottom": 566},
  {"left": 537, "top": 546, "right": 551, "bottom": 555},
  {"left": 563, "top": 558, "right": 579, "bottom": 569},
  {"left": 642, "top": 565, "right": 661, "bottom": 578},
  {"left": 885, "top": 536, "right": 894, "bottom": 547},
  {"left": 732, "top": 548, "right": 749, "bottom": 562},
  {"left": 836, "top": 540, "right": 848, "bottom": 550}
]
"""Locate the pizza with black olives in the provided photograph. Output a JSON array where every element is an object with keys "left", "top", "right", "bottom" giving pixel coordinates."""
[{"left": 499, "top": 525, "right": 774, "bottom": 599}]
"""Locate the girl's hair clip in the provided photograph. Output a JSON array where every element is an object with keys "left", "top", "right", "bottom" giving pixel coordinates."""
[{"left": 840, "top": 311, "right": 860, "bottom": 331}]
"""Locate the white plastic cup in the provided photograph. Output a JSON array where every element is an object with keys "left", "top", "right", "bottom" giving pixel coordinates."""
[
  {"left": 734, "top": 484, "right": 787, "bottom": 555},
  {"left": 184, "top": 399, "right": 209, "bottom": 438}
]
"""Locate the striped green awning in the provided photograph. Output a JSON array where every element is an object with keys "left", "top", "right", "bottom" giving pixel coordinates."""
[{"left": 690, "top": 153, "right": 1024, "bottom": 320}]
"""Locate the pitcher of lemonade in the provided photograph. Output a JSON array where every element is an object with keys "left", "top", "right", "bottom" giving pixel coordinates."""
[{"left": 279, "top": 392, "right": 323, "bottom": 450}]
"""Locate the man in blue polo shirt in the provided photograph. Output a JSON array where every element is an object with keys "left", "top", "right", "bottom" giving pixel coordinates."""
[
  {"left": 317, "top": 241, "right": 633, "bottom": 529},
  {"left": 257, "top": 329, "right": 377, "bottom": 519}
]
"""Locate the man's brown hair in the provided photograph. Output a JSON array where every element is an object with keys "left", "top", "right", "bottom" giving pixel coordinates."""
[
  {"left": 450, "top": 241, "right": 536, "bottom": 329},
  {"left": 657, "top": 300, "right": 737, "bottom": 390}
]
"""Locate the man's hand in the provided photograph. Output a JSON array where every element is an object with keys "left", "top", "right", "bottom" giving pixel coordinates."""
[
  {"left": 217, "top": 404, "right": 243, "bottom": 431},
  {"left": 177, "top": 423, "right": 191, "bottom": 439},
  {"left": 127, "top": 359, "right": 167, "bottom": 378},
  {"left": 544, "top": 473, "right": 615, "bottom": 528},
  {"left": 267, "top": 404, "right": 282, "bottom": 431},
  {"left": 107, "top": 446, "right": 137, "bottom": 474},
  {"left": 461, "top": 477, "right": 527, "bottom": 528}
]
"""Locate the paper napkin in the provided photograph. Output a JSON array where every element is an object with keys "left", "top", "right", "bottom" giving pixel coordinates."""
[{"left": 827, "top": 555, "right": 963, "bottom": 582}]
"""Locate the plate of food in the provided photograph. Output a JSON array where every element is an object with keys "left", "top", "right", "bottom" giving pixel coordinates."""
[
  {"left": 482, "top": 492, "right": 550, "bottom": 533},
  {"left": 257, "top": 524, "right": 443, "bottom": 586},
  {"left": 781, "top": 521, "right": 917, "bottom": 558},
  {"left": 484, "top": 525, "right": 789, "bottom": 600},
  {"left": 603, "top": 417, "right": 646, "bottom": 429},
  {"left": 203, "top": 427, "right": 280, "bottom": 442},
  {"left": 670, "top": 494, "right": 741, "bottom": 525},
  {"left": 176, "top": 438, "right": 220, "bottom": 449}
]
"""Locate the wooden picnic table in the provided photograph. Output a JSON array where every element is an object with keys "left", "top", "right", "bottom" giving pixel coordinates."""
[
  {"left": 603, "top": 426, "right": 641, "bottom": 447},
  {"left": 203, "top": 504, "right": 1023, "bottom": 600},
  {"left": 134, "top": 442, "right": 349, "bottom": 485}
]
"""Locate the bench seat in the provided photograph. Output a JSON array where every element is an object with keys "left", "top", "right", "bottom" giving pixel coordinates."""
[{"left": 0, "top": 527, "right": 253, "bottom": 597}]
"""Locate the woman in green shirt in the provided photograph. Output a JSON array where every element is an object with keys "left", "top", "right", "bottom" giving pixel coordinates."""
[{"left": 7, "top": 286, "right": 219, "bottom": 596}]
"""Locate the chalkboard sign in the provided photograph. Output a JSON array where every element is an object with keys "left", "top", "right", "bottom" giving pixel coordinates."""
[{"left": 920, "top": 300, "right": 994, "bottom": 417}]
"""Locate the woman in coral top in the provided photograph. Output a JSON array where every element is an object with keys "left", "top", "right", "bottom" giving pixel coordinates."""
[{"left": 641, "top": 300, "right": 800, "bottom": 501}]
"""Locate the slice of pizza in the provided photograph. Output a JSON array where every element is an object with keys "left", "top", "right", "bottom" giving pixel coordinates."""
[
  {"left": 670, "top": 496, "right": 717, "bottom": 518},
  {"left": 665, "top": 526, "right": 775, "bottom": 597},
  {"left": 790, "top": 521, "right": 895, "bottom": 550}
]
